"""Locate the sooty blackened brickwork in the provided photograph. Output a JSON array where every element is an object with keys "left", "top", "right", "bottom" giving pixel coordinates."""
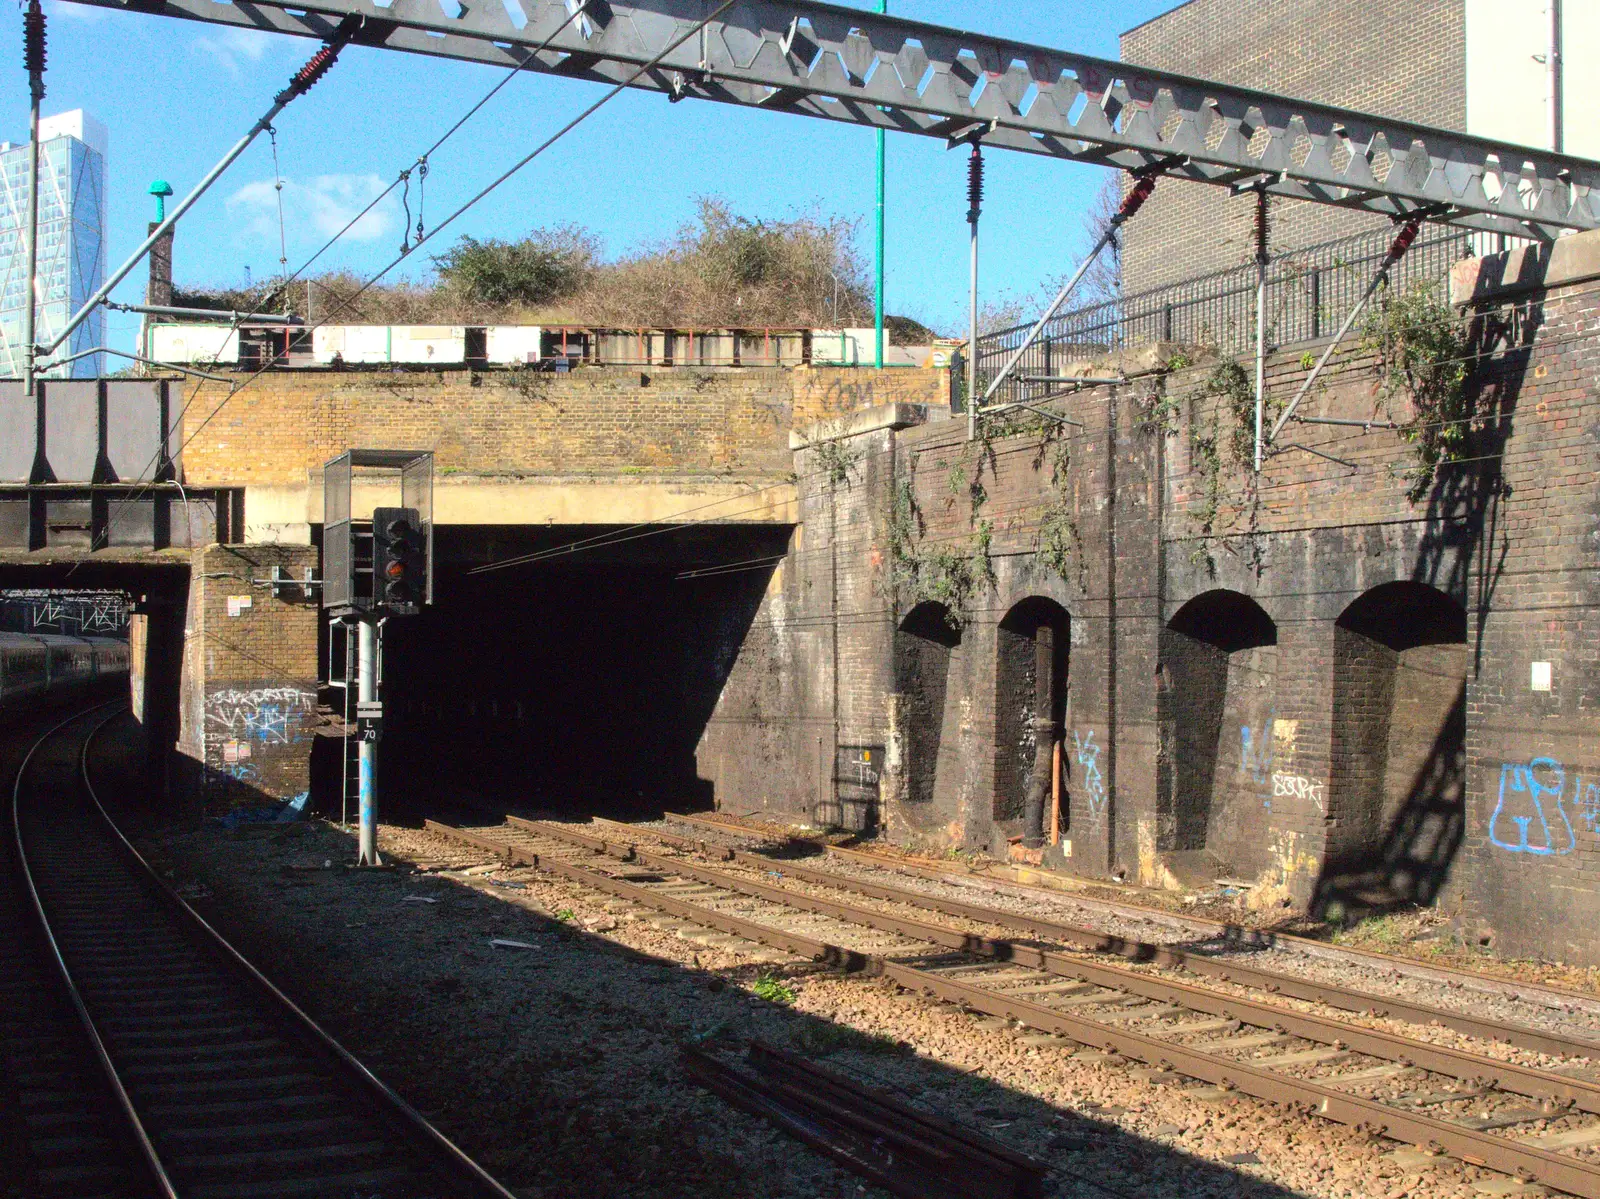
[
  {"left": 1119, "top": 0, "right": 1467, "bottom": 294},
  {"left": 703, "top": 230, "right": 1600, "bottom": 965}
]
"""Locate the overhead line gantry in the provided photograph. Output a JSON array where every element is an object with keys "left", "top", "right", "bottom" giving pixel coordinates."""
[{"left": 64, "top": 0, "right": 1600, "bottom": 241}]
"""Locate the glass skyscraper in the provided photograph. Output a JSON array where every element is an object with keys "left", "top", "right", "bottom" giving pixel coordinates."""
[{"left": 0, "top": 110, "right": 106, "bottom": 379}]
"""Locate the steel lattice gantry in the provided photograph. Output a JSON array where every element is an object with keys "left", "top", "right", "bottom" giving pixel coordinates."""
[{"left": 66, "top": 0, "right": 1600, "bottom": 239}]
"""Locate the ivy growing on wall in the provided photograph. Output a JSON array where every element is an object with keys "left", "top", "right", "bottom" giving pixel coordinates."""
[
  {"left": 884, "top": 405, "right": 1085, "bottom": 626},
  {"left": 811, "top": 438, "right": 860, "bottom": 489},
  {"left": 1359, "top": 282, "right": 1473, "bottom": 502},
  {"left": 885, "top": 476, "right": 994, "bottom": 627}
]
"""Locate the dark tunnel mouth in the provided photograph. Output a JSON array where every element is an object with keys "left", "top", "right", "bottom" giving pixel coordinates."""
[{"left": 376, "top": 525, "right": 793, "bottom": 818}]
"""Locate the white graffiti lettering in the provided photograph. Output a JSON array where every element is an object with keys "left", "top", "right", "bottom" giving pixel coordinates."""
[
  {"left": 205, "top": 687, "right": 316, "bottom": 746},
  {"left": 1271, "top": 772, "right": 1325, "bottom": 812}
]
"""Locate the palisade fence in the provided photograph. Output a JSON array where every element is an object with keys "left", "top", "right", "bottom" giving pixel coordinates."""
[{"left": 971, "top": 225, "right": 1476, "bottom": 409}]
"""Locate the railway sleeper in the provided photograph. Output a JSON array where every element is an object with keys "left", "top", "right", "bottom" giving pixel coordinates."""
[{"left": 425, "top": 816, "right": 1600, "bottom": 1199}]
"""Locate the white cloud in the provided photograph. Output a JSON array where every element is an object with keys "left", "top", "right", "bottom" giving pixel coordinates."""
[
  {"left": 43, "top": 2, "right": 110, "bottom": 24},
  {"left": 227, "top": 173, "right": 399, "bottom": 248},
  {"left": 192, "top": 27, "right": 281, "bottom": 75}
]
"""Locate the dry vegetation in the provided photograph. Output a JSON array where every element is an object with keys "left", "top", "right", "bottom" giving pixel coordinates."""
[{"left": 178, "top": 198, "right": 939, "bottom": 337}]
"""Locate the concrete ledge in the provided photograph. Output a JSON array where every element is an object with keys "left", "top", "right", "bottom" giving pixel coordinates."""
[
  {"left": 1047, "top": 341, "right": 1187, "bottom": 380},
  {"left": 790, "top": 402, "right": 931, "bottom": 449},
  {"left": 1451, "top": 227, "right": 1600, "bottom": 306},
  {"left": 240, "top": 477, "right": 798, "bottom": 541}
]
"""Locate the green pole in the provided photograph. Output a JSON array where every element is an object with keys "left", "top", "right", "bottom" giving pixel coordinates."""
[{"left": 874, "top": 0, "right": 886, "bottom": 369}]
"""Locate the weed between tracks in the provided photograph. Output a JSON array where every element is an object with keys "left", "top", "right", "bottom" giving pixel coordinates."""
[{"left": 751, "top": 972, "right": 797, "bottom": 1006}]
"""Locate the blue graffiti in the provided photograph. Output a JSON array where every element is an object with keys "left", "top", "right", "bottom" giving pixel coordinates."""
[
  {"left": 1579, "top": 779, "right": 1600, "bottom": 835},
  {"left": 1490, "top": 758, "right": 1576, "bottom": 855},
  {"left": 1073, "top": 729, "right": 1107, "bottom": 826},
  {"left": 1239, "top": 713, "right": 1276, "bottom": 785}
]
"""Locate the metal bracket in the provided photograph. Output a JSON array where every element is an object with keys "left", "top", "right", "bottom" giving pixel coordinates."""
[
  {"left": 258, "top": 565, "right": 321, "bottom": 601},
  {"left": 1272, "top": 442, "right": 1361, "bottom": 473}
]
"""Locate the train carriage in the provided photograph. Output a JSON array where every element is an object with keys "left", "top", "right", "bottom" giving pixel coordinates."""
[{"left": 0, "top": 632, "right": 130, "bottom": 709}]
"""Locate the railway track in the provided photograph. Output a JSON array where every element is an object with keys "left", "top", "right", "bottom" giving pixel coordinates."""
[
  {"left": 425, "top": 812, "right": 1600, "bottom": 1198},
  {"left": 674, "top": 810, "right": 1600, "bottom": 1021},
  {"left": 8, "top": 706, "right": 518, "bottom": 1199}
]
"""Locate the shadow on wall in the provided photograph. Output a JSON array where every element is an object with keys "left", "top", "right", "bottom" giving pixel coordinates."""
[
  {"left": 1156, "top": 590, "right": 1277, "bottom": 871},
  {"left": 892, "top": 602, "right": 960, "bottom": 838},
  {"left": 1314, "top": 581, "right": 1467, "bottom": 921},
  {"left": 1412, "top": 298, "right": 1537, "bottom": 671}
]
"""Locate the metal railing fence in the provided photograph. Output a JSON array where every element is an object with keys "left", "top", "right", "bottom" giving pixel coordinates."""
[{"left": 972, "top": 225, "right": 1476, "bottom": 408}]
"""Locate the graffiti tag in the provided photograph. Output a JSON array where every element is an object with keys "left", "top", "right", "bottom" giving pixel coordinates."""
[
  {"left": 1490, "top": 757, "right": 1576, "bottom": 856},
  {"left": 205, "top": 686, "right": 315, "bottom": 745},
  {"left": 1240, "top": 714, "right": 1276, "bottom": 785},
  {"left": 1073, "top": 729, "right": 1107, "bottom": 828},
  {"left": 1271, "top": 772, "right": 1325, "bottom": 812}
]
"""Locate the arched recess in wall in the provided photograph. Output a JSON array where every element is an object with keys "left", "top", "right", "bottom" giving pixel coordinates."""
[
  {"left": 1157, "top": 590, "right": 1278, "bottom": 864},
  {"left": 1320, "top": 581, "right": 1468, "bottom": 916},
  {"left": 993, "top": 597, "right": 1070, "bottom": 847},
  {"left": 894, "top": 602, "right": 960, "bottom": 811}
]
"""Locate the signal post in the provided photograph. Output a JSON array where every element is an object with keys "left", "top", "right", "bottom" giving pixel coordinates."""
[{"left": 322, "top": 452, "right": 434, "bottom": 867}]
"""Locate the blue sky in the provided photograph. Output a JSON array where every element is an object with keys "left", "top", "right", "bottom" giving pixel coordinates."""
[{"left": 9, "top": 1, "right": 1181, "bottom": 350}]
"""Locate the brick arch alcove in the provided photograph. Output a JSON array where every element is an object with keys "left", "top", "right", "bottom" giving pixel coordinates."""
[
  {"left": 1317, "top": 580, "right": 1468, "bottom": 919},
  {"left": 1157, "top": 589, "right": 1278, "bottom": 875},
  {"left": 993, "top": 597, "right": 1070, "bottom": 849},
  {"left": 893, "top": 602, "right": 960, "bottom": 814}
]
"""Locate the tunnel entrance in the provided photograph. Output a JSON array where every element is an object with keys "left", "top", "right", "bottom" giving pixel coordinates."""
[
  {"left": 1157, "top": 590, "right": 1278, "bottom": 875},
  {"left": 993, "top": 597, "right": 1069, "bottom": 847},
  {"left": 893, "top": 602, "right": 961, "bottom": 821},
  {"left": 0, "top": 566, "right": 182, "bottom": 800},
  {"left": 1318, "top": 581, "right": 1468, "bottom": 917},
  {"left": 379, "top": 524, "right": 791, "bottom": 817}
]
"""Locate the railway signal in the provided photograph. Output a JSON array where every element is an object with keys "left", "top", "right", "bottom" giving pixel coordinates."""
[{"left": 372, "top": 506, "right": 426, "bottom": 615}]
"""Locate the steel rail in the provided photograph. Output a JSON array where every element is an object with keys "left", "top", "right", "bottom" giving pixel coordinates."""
[
  {"left": 511, "top": 816, "right": 1600, "bottom": 1113},
  {"left": 423, "top": 818, "right": 876, "bottom": 970},
  {"left": 422, "top": 815, "right": 1600, "bottom": 1198},
  {"left": 679, "top": 811, "right": 1600, "bottom": 1017},
  {"left": 75, "top": 713, "right": 521, "bottom": 1199},
  {"left": 52, "top": 0, "right": 1600, "bottom": 239},
  {"left": 9, "top": 703, "right": 176, "bottom": 1199},
  {"left": 583, "top": 815, "right": 1600, "bottom": 1061}
]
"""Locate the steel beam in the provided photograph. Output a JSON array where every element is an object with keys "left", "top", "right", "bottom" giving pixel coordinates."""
[{"left": 60, "top": 0, "right": 1600, "bottom": 239}]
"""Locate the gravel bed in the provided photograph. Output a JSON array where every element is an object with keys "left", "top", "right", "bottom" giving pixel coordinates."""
[
  {"left": 136, "top": 812, "right": 1555, "bottom": 1199},
  {"left": 604, "top": 829, "right": 1600, "bottom": 1079},
  {"left": 633, "top": 815, "right": 1600, "bottom": 1043}
]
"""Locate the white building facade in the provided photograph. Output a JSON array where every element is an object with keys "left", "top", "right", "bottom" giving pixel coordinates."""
[{"left": 0, "top": 109, "right": 107, "bottom": 379}]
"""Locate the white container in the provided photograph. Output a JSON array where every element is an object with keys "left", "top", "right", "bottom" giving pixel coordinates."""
[
  {"left": 391, "top": 326, "right": 465, "bottom": 364},
  {"left": 486, "top": 326, "right": 542, "bottom": 365},
  {"left": 148, "top": 323, "right": 240, "bottom": 365},
  {"left": 313, "top": 326, "right": 393, "bottom": 364},
  {"left": 810, "top": 328, "right": 876, "bottom": 366}
]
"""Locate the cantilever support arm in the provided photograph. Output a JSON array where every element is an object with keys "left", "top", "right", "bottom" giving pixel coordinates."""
[
  {"left": 38, "top": 20, "right": 358, "bottom": 357},
  {"left": 975, "top": 172, "right": 1160, "bottom": 420},
  {"left": 1266, "top": 214, "right": 1426, "bottom": 444}
]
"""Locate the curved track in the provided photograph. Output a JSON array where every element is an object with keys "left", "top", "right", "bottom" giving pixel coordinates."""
[
  {"left": 9, "top": 706, "right": 518, "bottom": 1199},
  {"left": 426, "top": 812, "right": 1600, "bottom": 1199}
]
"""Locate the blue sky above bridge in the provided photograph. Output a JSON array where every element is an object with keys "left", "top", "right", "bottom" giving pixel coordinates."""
[{"left": 7, "top": 1, "right": 1177, "bottom": 352}]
